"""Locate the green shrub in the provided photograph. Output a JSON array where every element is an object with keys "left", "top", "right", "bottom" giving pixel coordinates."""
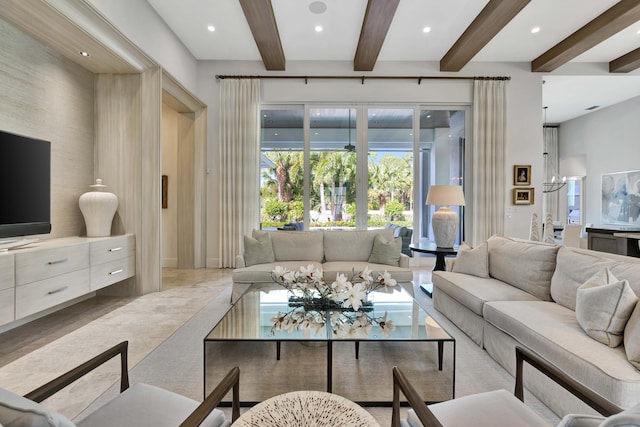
[
  {"left": 264, "top": 200, "right": 287, "bottom": 221},
  {"left": 287, "top": 200, "right": 304, "bottom": 222},
  {"left": 384, "top": 201, "right": 405, "bottom": 221}
]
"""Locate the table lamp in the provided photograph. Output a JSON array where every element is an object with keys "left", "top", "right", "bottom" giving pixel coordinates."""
[{"left": 426, "top": 185, "right": 465, "bottom": 248}]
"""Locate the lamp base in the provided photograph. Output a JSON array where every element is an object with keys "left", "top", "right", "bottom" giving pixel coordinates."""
[{"left": 432, "top": 206, "right": 459, "bottom": 248}]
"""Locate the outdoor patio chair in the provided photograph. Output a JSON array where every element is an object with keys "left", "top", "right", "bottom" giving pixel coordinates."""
[
  {"left": 0, "top": 341, "right": 240, "bottom": 427},
  {"left": 392, "top": 345, "right": 638, "bottom": 427}
]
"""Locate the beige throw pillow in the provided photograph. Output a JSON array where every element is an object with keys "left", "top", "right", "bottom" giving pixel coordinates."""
[
  {"left": 451, "top": 242, "right": 489, "bottom": 278},
  {"left": 0, "top": 388, "right": 76, "bottom": 427},
  {"left": 624, "top": 302, "right": 640, "bottom": 370},
  {"left": 243, "top": 232, "right": 275, "bottom": 267},
  {"left": 367, "top": 234, "right": 401, "bottom": 266},
  {"left": 576, "top": 268, "right": 638, "bottom": 347}
]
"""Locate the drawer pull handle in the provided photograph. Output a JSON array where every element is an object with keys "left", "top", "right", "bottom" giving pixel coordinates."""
[
  {"left": 48, "top": 286, "right": 69, "bottom": 295},
  {"left": 109, "top": 247, "right": 123, "bottom": 252},
  {"left": 110, "top": 269, "right": 124, "bottom": 275},
  {"left": 48, "top": 258, "right": 69, "bottom": 265}
]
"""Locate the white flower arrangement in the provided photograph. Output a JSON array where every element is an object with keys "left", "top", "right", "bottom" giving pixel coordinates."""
[
  {"left": 271, "top": 264, "right": 398, "bottom": 312},
  {"left": 269, "top": 264, "right": 398, "bottom": 338}
]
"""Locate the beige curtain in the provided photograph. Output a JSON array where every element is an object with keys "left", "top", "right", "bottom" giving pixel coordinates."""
[
  {"left": 543, "top": 126, "right": 560, "bottom": 219},
  {"left": 472, "top": 79, "right": 507, "bottom": 245},
  {"left": 219, "top": 79, "right": 261, "bottom": 267}
]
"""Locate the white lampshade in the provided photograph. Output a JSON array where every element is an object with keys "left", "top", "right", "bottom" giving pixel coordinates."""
[
  {"left": 426, "top": 185, "right": 465, "bottom": 248},
  {"left": 425, "top": 185, "right": 466, "bottom": 207}
]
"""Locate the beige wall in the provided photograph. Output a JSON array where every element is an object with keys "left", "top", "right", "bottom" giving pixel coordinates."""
[
  {"left": 162, "top": 104, "right": 179, "bottom": 267},
  {"left": 0, "top": 18, "right": 94, "bottom": 239}
]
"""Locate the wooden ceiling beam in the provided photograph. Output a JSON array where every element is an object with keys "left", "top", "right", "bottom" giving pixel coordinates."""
[
  {"left": 440, "top": 0, "right": 530, "bottom": 72},
  {"left": 532, "top": 1, "right": 640, "bottom": 73},
  {"left": 239, "top": 0, "right": 285, "bottom": 71},
  {"left": 354, "top": 0, "right": 400, "bottom": 71},
  {"left": 609, "top": 47, "right": 640, "bottom": 73}
]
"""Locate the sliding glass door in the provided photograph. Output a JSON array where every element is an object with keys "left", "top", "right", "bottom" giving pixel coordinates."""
[{"left": 259, "top": 105, "right": 468, "bottom": 245}]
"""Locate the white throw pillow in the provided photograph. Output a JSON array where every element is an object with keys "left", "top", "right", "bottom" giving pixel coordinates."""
[
  {"left": 624, "top": 302, "right": 640, "bottom": 370},
  {"left": 243, "top": 231, "right": 275, "bottom": 266},
  {"left": 0, "top": 388, "right": 76, "bottom": 427},
  {"left": 451, "top": 242, "right": 489, "bottom": 278},
  {"left": 576, "top": 268, "right": 638, "bottom": 347},
  {"left": 367, "top": 234, "right": 401, "bottom": 266}
]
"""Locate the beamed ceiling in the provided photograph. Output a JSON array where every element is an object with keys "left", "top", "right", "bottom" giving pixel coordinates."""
[{"left": 148, "top": 0, "right": 640, "bottom": 74}]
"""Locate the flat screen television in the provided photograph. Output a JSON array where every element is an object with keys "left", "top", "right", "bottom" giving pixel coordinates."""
[{"left": 0, "top": 130, "right": 51, "bottom": 240}]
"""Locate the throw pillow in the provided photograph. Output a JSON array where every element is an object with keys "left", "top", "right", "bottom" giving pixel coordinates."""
[
  {"left": 624, "top": 302, "right": 640, "bottom": 370},
  {"left": 576, "top": 268, "right": 638, "bottom": 347},
  {"left": 243, "top": 232, "right": 275, "bottom": 267},
  {"left": 367, "top": 234, "right": 401, "bottom": 267},
  {"left": 451, "top": 242, "right": 489, "bottom": 278},
  {"left": 0, "top": 388, "right": 76, "bottom": 427}
]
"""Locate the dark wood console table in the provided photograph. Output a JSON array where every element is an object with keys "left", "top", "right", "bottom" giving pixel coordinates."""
[
  {"left": 586, "top": 227, "right": 640, "bottom": 258},
  {"left": 409, "top": 242, "right": 458, "bottom": 297}
]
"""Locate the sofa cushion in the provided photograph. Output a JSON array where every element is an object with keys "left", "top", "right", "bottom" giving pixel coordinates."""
[
  {"left": 233, "top": 261, "right": 323, "bottom": 284},
  {"left": 451, "top": 242, "right": 489, "bottom": 278},
  {"left": 551, "top": 247, "right": 640, "bottom": 311},
  {"left": 576, "top": 268, "right": 638, "bottom": 347},
  {"left": 243, "top": 232, "right": 275, "bottom": 266},
  {"left": 0, "top": 388, "right": 75, "bottom": 427},
  {"left": 624, "top": 302, "right": 640, "bottom": 370},
  {"left": 322, "top": 261, "right": 413, "bottom": 283},
  {"left": 368, "top": 234, "right": 402, "bottom": 266},
  {"left": 256, "top": 230, "right": 324, "bottom": 263},
  {"left": 487, "top": 235, "right": 558, "bottom": 301},
  {"left": 432, "top": 271, "right": 540, "bottom": 316},
  {"left": 323, "top": 229, "right": 393, "bottom": 262},
  {"left": 483, "top": 300, "right": 640, "bottom": 409}
]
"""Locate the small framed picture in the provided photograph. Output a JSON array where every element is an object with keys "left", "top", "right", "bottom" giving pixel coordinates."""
[
  {"left": 514, "top": 165, "right": 531, "bottom": 186},
  {"left": 513, "top": 188, "right": 534, "bottom": 205}
]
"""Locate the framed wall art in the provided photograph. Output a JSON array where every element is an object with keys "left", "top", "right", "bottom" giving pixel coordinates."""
[
  {"left": 513, "top": 187, "right": 534, "bottom": 205},
  {"left": 601, "top": 170, "right": 640, "bottom": 225},
  {"left": 514, "top": 165, "right": 531, "bottom": 186}
]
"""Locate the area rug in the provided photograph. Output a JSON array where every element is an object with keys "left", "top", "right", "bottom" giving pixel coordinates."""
[
  {"left": 0, "top": 276, "right": 231, "bottom": 420},
  {"left": 77, "top": 284, "right": 560, "bottom": 425}
]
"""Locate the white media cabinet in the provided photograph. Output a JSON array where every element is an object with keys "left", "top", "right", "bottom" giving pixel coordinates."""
[{"left": 0, "top": 234, "right": 135, "bottom": 328}]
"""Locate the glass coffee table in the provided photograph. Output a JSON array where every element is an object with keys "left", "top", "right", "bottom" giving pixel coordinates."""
[{"left": 203, "top": 285, "right": 455, "bottom": 406}]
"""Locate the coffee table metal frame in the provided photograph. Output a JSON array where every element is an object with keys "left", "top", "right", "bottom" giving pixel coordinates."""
[{"left": 203, "top": 286, "right": 455, "bottom": 407}]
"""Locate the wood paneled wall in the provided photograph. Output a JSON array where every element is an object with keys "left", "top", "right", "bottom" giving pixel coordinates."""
[
  {"left": 0, "top": 18, "right": 94, "bottom": 239},
  {"left": 94, "top": 69, "right": 162, "bottom": 295}
]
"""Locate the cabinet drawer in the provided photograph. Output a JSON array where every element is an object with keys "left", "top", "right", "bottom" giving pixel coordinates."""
[
  {"left": 15, "top": 243, "right": 90, "bottom": 286},
  {"left": 15, "top": 269, "right": 90, "bottom": 319},
  {"left": 0, "top": 253, "right": 14, "bottom": 291},
  {"left": 90, "top": 235, "right": 135, "bottom": 265},
  {"left": 0, "top": 288, "right": 14, "bottom": 326},
  {"left": 91, "top": 256, "right": 134, "bottom": 291}
]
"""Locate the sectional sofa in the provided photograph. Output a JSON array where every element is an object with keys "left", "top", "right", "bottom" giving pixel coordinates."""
[
  {"left": 232, "top": 228, "right": 414, "bottom": 303},
  {"left": 432, "top": 235, "right": 640, "bottom": 417}
]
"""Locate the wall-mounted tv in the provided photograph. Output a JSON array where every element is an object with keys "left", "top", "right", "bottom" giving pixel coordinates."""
[{"left": 0, "top": 130, "right": 51, "bottom": 240}]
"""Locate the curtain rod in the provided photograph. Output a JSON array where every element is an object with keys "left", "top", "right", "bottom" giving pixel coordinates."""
[{"left": 215, "top": 75, "right": 510, "bottom": 85}]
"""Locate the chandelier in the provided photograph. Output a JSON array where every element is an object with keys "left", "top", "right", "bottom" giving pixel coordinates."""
[{"left": 542, "top": 107, "right": 566, "bottom": 194}]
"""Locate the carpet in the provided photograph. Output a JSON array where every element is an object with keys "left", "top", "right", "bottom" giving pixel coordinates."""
[{"left": 77, "top": 282, "right": 560, "bottom": 426}]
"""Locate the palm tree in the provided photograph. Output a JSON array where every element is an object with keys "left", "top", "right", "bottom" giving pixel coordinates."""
[{"left": 314, "top": 152, "right": 356, "bottom": 221}]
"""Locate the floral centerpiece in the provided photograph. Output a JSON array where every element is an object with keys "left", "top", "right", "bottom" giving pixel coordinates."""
[
  {"left": 271, "top": 264, "right": 398, "bottom": 311},
  {"left": 269, "top": 264, "right": 398, "bottom": 338}
]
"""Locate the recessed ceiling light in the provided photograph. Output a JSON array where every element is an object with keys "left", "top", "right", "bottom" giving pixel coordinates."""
[
  {"left": 315, "top": 25, "right": 323, "bottom": 32},
  {"left": 309, "top": 1, "right": 327, "bottom": 14},
  {"left": 79, "top": 51, "right": 90, "bottom": 57},
  {"left": 274, "top": 132, "right": 278, "bottom": 136},
  {"left": 531, "top": 26, "right": 540, "bottom": 34},
  {"left": 422, "top": 26, "right": 431, "bottom": 33},
  {"left": 207, "top": 25, "right": 215, "bottom": 32},
  {"left": 637, "top": 28, "right": 640, "bottom": 35}
]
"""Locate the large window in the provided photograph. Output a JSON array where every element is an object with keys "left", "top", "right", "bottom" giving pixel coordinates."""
[{"left": 259, "top": 105, "right": 468, "bottom": 245}]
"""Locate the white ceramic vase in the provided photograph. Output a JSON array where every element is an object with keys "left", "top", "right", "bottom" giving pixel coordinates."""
[
  {"left": 79, "top": 179, "right": 118, "bottom": 237},
  {"left": 432, "top": 206, "right": 459, "bottom": 248}
]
